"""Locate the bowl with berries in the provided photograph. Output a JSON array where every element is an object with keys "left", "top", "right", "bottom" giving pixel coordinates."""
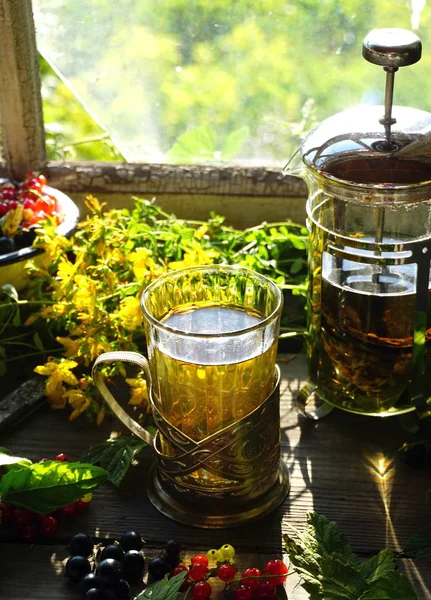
[{"left": 0, "top": 172, "right": 79, "bottom": 290}]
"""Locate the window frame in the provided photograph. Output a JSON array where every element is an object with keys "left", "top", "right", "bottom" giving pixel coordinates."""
[{"left": 0, "top": 0, "right": 307, "bottom": 205}]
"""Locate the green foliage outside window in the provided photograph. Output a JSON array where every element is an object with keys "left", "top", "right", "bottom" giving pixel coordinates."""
[{"left": 35, "top": 0, "right": 431, "bottom": 163}]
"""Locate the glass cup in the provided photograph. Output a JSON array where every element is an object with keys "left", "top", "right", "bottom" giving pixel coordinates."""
[
  {"left": 141, "top": 265, "right": 283, "bottom": 483},
  {"left": 93, "top": 265, "right": 289, "bottom": 527}
]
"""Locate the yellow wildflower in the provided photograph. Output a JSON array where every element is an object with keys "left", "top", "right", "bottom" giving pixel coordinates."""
[
  {"left": 85, "top": 338, "right": 111, "bottom": 361},
  {"left": 96, "top": 408, "right": 105, "bottom": 425},
  {"left": 116, "top": 296, "right": 143, "bottom": 332},
  {"left": 84, "top": 194, "right": 106, "bottom": 214},
  {"left": 194, "top": 225, "right": 208, "bottom": 240},
  {"left": 168, "top": 242, "right": 219, "bottom": 270},
  {"left": 126, "top": 377, "right": 150, "bottom": 410},
  {"left": 40, "top": 303, "right": 68, "bottom": 319},
  {"left": 24, "top": 314, "right": 39, "bottom": 326},
  {"left": 56, "top": 336, "right": 81, "bottom": 358},
  {"left": 128, "top": 248, "right": 164, "bottom": 282},
  {"left": 56, "top": 256, "right": 80, "bottom": 285},
  {"left": 63, "top": 389, "right": 91, "bottom": 421},
  {"left": 103, "top": 247, "right": 125, "bottom": 265},
  {"left": 46, "top": 384, "right": 68, "bottom": 409},
  {"left": 34, "top": 358, "right": 79, "bottom": 410},
  {"left": 72, "top": 275, "right": 97, "bottom": 317},
  {"left": 35, "top": 230, "right": 71, "bottom": 268}
]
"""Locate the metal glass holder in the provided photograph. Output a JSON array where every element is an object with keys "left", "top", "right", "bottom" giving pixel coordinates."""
[{"left": 93, "top": 353, "right": 290, "bottom": 528}]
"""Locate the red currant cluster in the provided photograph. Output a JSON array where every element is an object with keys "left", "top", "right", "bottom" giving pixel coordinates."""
[
  {"left": 0, "top": 171, "right": 60, "bottom": 255},
  {"left": 167, "top": 544, "right": 289, "bottom": 599},
  {"left": 0, "top": 453, "right": 92, "bottom": 543}
]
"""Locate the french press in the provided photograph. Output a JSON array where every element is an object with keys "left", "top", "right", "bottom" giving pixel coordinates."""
[{"left": 297, "top": 29, "right": 431, "bottom": 420}]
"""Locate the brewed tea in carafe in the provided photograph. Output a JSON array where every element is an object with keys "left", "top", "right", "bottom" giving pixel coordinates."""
[{"left": 298, "top": 29, "right": 431, "bottom": 419}]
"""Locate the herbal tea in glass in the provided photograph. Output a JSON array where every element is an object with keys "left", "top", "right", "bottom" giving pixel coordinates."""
[{"left": 141, "top": 266, "right": 283, "bottom": 486}]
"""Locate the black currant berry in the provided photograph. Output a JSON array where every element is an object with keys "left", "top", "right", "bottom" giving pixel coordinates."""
[
  {"left": 117, "top": 578, "right": 131, "bottom": 596},
  {"left": 101, "top": 544, "right": 125, "bottom": 562},
  {"left": 96, "top": 558, "right": 124, "bottom": 584},
  {"left": 0, "top": 236, "right": 16, "bottom": 255},
  {"left": 78, "top": 573, "right": 103, "bottom": 595},
  {"left": 148, "top": 557, "right": 171, "bottom": 581},
  {"left": 68, "top": 533, "right": 94, "bottom": 557},
  {"left": 119, "top": 531, "right": 143, "bottom": 551},
  {"left": 123, "top": 550, "right": 145, "bottom": 582},
  {"left": 85, "top": 589, "right": 105, "bottom": 599},
  {"left": 161, "top": 549, "right": 180, "bottom": 569},
  {"left": 165, "top": 539, "right": 182, "bottom": 556},
  {"left": 64, "top": 555, "right": 91, "bottom": 583}
]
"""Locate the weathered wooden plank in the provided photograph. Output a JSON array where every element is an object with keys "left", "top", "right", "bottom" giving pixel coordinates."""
[
  {"left": 0, "top": 0, "right": 45, "bottom": 180},
  {"left": 47, "top": 162, "right": 308, "bottom": 198},
  {"left": 0, "top": 355, "right": 430, "bottom": 598},
  {"left": 0, "top": 356, "right": 429, "bottom": 552},
  {"left": 0, "top": 377, "right": 45, "bottom": 432}
]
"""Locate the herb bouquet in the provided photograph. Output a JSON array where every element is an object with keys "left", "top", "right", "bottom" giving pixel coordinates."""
[{"left": 0, "top": 196, "right": 307, "bottom": 423}]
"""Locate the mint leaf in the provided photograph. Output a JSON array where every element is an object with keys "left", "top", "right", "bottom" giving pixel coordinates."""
[
  {"left": 81, "top": 436, "right": 148, "bottom": 487},
  {"left": 167, "top": 126, "right": 216, "bottom": 163},
  {"left": 320, "top": 555, "right": 368, "bottom": 600},
  {"left": 0, "top": 461, "right": 107, "bottom": 513},
  {"left": 403, "top": 527, "right": 431, "bottom": 559},
  {"left": 358, "top": 571, "right": 418, "bottom": 600},
  {"left": 305, "top": 513, "right": 358, "bottom": 564},
  {"left": 0, "top": 451, "right": 31, "bottom": 468},
  {"left": 221, "top": 126, "right": 249, "bottom": 159},
  {"left": 134, "top": 571, "right": 187, "bottom": 599},
  {"left": 360, "top": 549, "right": 396, "bottom": 583}
]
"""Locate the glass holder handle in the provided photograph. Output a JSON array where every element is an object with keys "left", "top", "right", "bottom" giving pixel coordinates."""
[{"left": 92, "top": 351, "right": 155, "bottom": 446}]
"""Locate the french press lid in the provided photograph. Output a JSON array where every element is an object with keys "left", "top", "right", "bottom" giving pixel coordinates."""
[{"left": 301, "top": 29, "right": 431, "bottom": 196}]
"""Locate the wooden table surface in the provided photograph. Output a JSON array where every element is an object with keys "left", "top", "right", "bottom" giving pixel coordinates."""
[{"left": 0, "top": 354, "right": 430, "bottom": 599}]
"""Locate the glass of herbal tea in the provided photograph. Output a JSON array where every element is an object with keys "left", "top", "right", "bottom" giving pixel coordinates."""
[
  {"left": 140, "top": 265, "right": 283, "bottom": 484},
  {"left": 92, "top": 264, "right": 290, "bottom": 526}
]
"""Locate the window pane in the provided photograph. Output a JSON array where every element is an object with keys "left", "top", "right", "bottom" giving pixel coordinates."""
[{"left": 32, "top": 0, "right": 431, "bottom": 165}]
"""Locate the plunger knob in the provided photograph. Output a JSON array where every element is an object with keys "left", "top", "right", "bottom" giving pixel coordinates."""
[
  {"left": 362, "top": 29, "right": 422, "bottom": 128},
  {"left": 362, "top": 28, "right": 422, "bottom": 68}
]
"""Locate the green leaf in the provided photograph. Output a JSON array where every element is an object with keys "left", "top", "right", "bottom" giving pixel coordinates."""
[
  {"left": 0, "top": 451, "right": 31, "bottom": 468},
  {"left": 290, "top": 258, "right": 305, "bottom": 274},
  {"left": 360, "top": 549, "right": 396, "bottom": 583},
  {"left": 12, "top": 307, "right": 20, "bottom": 327},
  {"left": 221, "top": 126, "right": 249, "bottom": 159},
  {"left": 403, "top": 527, "right": 431, "bottom": 559},
  {"left": 33, "top": 332, "right": 44, "bottom": 351},
  {"left": 167, "top": 126, "right": 216, "bottom": 163},
  {"left": 358, "top": 571, "right": 418, "bottom": 600},
  {"left": 80, "top": 436, "right": 147, "bottom": 487},
  {"left": 320, "top": 555, "right": 368, "bottom": 600},
  {"left": 283, "top": 531, "right": 322, "bottom": 597},
  {"left": 306, "top": 512, "right": 358, "bottom": 564},
  {"left": 0, "top": 461, "right": 107, "bottom": 514},
  {"left": 134, "top": 571, "right": 187, "bottom": 599}
]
